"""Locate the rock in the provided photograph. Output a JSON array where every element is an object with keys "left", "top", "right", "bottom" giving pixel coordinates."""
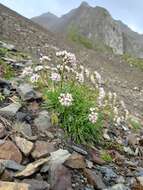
[
  {"left": 49, "top": 164, "right": 73, "bottom": 190},
  {"left": 15, "top": 136, "right": 34, "bottom": 156},
  {"left": 0, "top": 78, "right": 11, "bottom": 88},
  {"left": 124, "top": 147, "right": 136, "bottom": 155},
  {"left": 0, "top": 181, "right": 30, "bottom": 190},
  {"left": 3, "top": 87, "right": 11, "bottom": 96},
  {"left": 31, "top": 141, "right": 56, "bottom": 159},
  {"left": 13, "top": 122, "right": 32, "bottom": 137},
  {"left": 127, "top": 134, "right": 138, "bottom": 147},
  {"left": 83, "top": 168, "right": 106, "bottom": 189},
  {"left": 104, "top": 184, "right": 129, "bottom": 190},
  {"left": 71, "top": 145, "right": 88, "bottom": 155},
  {"left": 86, "top": 160, "right": 93, "bottom": 169},
  {"left": 17, "top": 83, "right": 41, "bottom": 101},
  {"left": 22, "top": 179, "right": 50, "bottom": 190},
  {"left": 16, "top": 112, "right": 33, "bottom": 123},
  {"left": 0, "top": 103, "right": 21, "bottom": 117},
  {"left": 0, "top": 140, "right": 22, "bottom": 163},
  {"left": 0, "top": 162, "right": 5, "bottom": 175},
  {"left": 97, "top": 166, "right": 117, "bottom": 184},
  {"left": 50, "top": 149, "right": 71, "bottom": 166},
  {"left": 0, "top": 159, "right": 24, "bottom": 171},
  {"left": 28, "top": 101, "right": 39, "bottom": 113},
  {"left": 0, "top": 170, "right": 13, "bottom": 181},
  {"left": 34, "top": 111, "right": 51, "bottom": 132},
  {"left": 64, "top": 153, "right": 86, "bottom": 169},
  {"left": 0, "top": 123, "right": 7, "bottom": 138},
  {"left": 136, "top": 176, "right": 143, "bottom": 188},
  {"left": 15, "top": 157, "right": 49, "bottom": 178},
  {"left": 90, "top": 149, "right": 106, "bottom": 165}
]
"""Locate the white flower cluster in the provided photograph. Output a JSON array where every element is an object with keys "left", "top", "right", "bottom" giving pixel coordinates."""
[
  {"left": 88, "top": 108, "right": 98, "bottom": 124},
  {"left": 76, "top": 72, "right": 84, "bottom": 83},
  {"left": 51, "top": 72, "right": 61, "bottom": 82},
  {"left": 21, "top": 66, "right": 33, "bottom": 77},
  {"left": 40, "top": 55, "right": 51, "bottom": 63},
  {"left": 30, "top": 74, "right": 40, "bottom": 83},
  {"left": 56, "top": 50, "right": 77, "bottom": 68},
  {"left": 98, "top": 87, "right": 106, "bottom": 106},
  {"left": 58, "top": 93, "right": 73, "bottom": 107},
  {"left": 94, "top": 71, "right": 102, "bottom": 85},
  {"left": 35, "top": 65, "right": 44, "bottom": 72}
]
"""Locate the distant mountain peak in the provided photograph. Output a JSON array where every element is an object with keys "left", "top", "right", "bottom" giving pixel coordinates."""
[{"left": 80, "top": 1, "right": 90, "bottom": 7}]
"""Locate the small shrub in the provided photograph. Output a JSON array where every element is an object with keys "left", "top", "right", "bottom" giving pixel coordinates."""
[
  {"left": 43, "top": 82, "right": 104, "bottom": 144},
  {"left": 0, "top": 59, "right": 15, "bottom": 79},
  {"left": 21, "top": 51, "right": 131, "bottom": 145}
]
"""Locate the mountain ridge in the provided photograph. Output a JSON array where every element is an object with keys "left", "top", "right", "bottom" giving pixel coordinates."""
[{"left": 31, "top": 1, "right": 143, "bottom": 58}]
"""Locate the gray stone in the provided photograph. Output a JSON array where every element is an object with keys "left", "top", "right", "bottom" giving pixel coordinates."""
[
  {"left": 0, "top": 103, "right": 21, "bottom": 117},
  {"left": 15, "top": 136, "right": 34, "bottom": 156},
  {"left": 71, "top": 145, "right": 88, "bottom": 155},
  {"left": 31, "top": 141, "right": 56, "bottom": 159},
  {"left": 104, "top": 184, "right": 129, "bottom": 190},
  {"left": 17, "top": 83, "right": 40, "bottom": 101},
  {"left": 0, "top": 123, "right": 7, "bottom": 138},
  {"left": 22, "top": 179, "right": 50, "bottom": 190},
  {"left": 97, "top": 166, "right": 117, "bottom": 184},
  {"left": 34, "top": 111, "right": 51, "bottom": 131},
  {"left": 13, "top": 122, "right": 32, "bottom": 137},
  {"left": 0, "top": 162, "right": 5, "bottom": 175},
  {"left": 15, "top": 157, "right": 50, "bottom": 178},
  {"left": 0, "top": 159, "right": 24, "bottom": 171}
]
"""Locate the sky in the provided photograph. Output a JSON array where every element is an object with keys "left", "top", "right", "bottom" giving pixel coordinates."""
[{"left": 0, "top": 0, "right": 143, "bottom": 34}]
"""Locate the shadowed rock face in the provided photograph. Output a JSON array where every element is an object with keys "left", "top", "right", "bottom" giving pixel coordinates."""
[{"left": 31, "top": 2, "right": 143, "bottom": 58}]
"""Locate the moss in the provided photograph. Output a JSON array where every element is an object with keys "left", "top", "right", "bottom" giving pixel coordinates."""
[
  {"left": 122, "top": 53, "right": 143, "bottom": 71},
  {"left": 128, "top": 117, "right": 142, "bottom": 132}
]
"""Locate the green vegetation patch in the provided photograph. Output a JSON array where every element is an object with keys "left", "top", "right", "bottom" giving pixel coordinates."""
[{"left": 122, "top": 54, "right": 143, "bottom": 71}]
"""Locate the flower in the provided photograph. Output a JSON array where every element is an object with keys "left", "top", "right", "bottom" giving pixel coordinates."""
[
  {"left": 88, "top": 111, "right": 98, "bottom": 124},
  {"left": 51, "top": 72, "right": 61, "bottom": 82},
  {"left": 21, "top": 67, "right": 33, "bottom": 77},
  {"left": 89, "top": 107, "right": 96, "bottom": 112},
  {"left": 76, "top": 72, "right": 84, "bottom": 83},
  {"left": 35, "top": 65, "right": 44, "bottom": 72},
  {"left": 94, "top": 71, "right": 102, "bottom": 84},
  {"left": 40, "top": 56, "right": 51, "bottom": 63},
  {"left": 56, "top": 50, "right": 77, "bottom": 68},
  {"left": 30, "top": 74, "right": 40, "bottom": 83},
  {"left": 58, "top": 93, "right": 73, "bottom": 107},
  {"left": 90, "top": 74, "right": 96, "bottom": 85},
  {"left": 85, "top": 68, "right": 90, "bottom": 78}
]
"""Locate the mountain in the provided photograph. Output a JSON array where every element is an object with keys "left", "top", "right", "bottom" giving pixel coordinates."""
[
  {"left": 31, "top": 1, "right": 143, "bottom": 58},
  {"left": 31, "top": 12, "right": 58, "bottom": 29}
]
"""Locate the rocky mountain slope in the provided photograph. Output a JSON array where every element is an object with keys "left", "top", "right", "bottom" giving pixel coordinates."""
[
  {"left": 31, "top": 12, "right": 58, "bottom": 30},
  {"left": 0, "top": 3, "right": 143, "bottom": 119},
  {"left": 0, "top": 3, "right": 143, "bottom": 190},
  {"left": 0, "top": 3, "right": 66, "bottom": 57},
  {"left": 32, "top": 1, "right": 143, "bottom": 58}
]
